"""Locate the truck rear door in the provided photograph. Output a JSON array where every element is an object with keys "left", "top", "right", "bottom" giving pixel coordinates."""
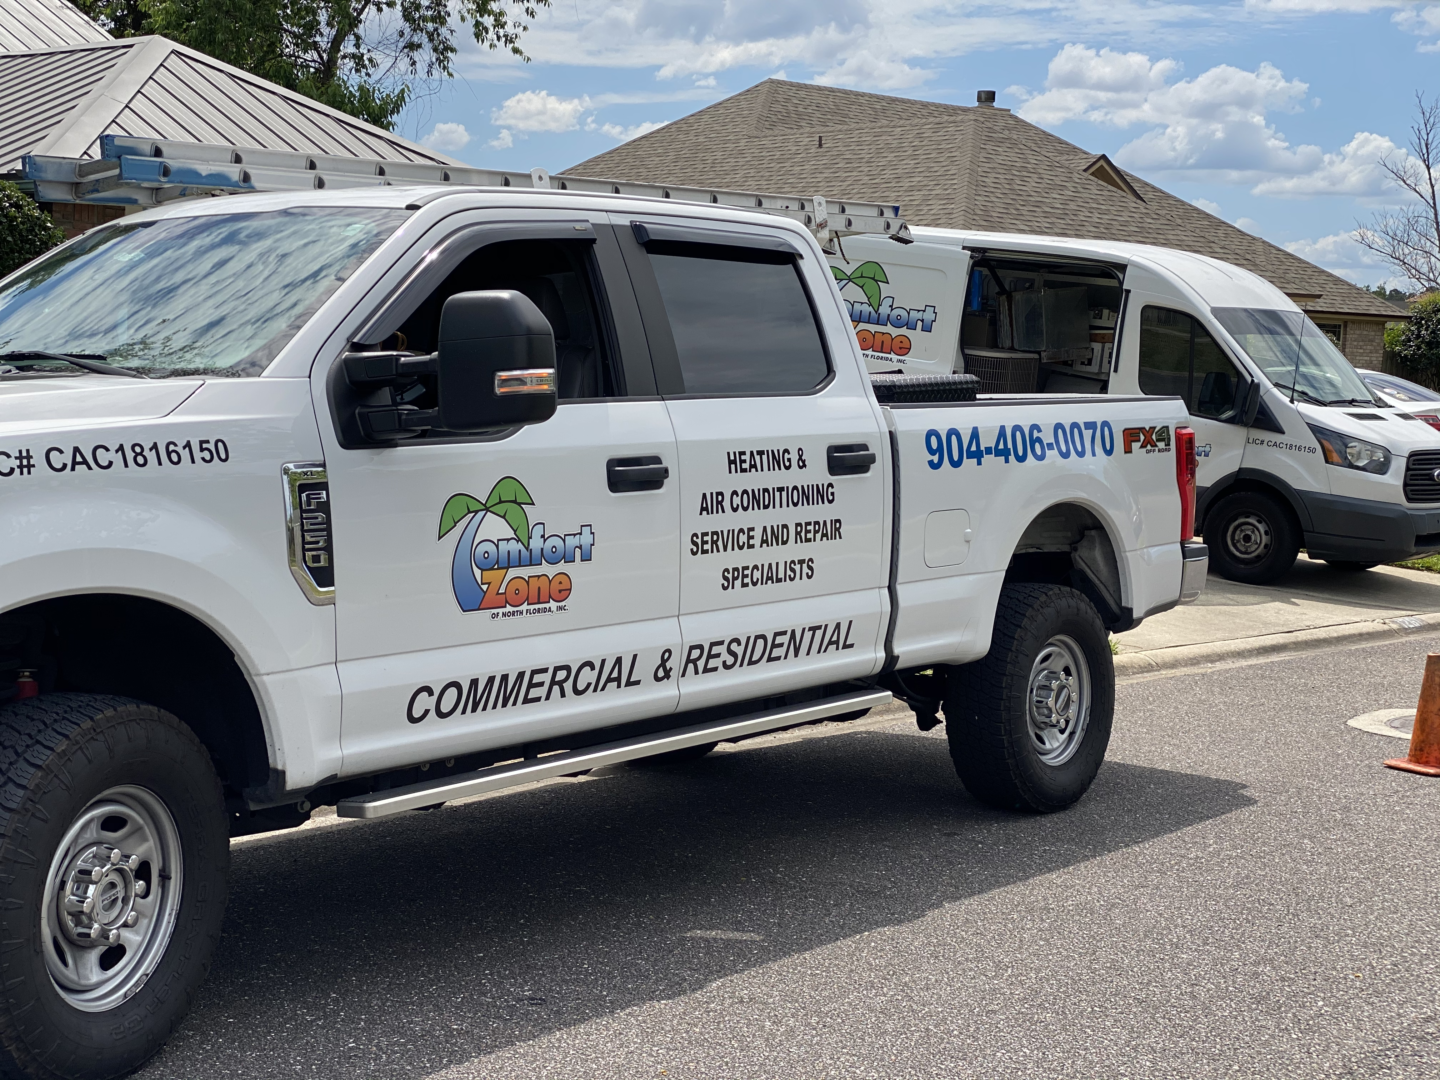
[{"left": 614, "top": 216, "right": 889, "bottom": 709}]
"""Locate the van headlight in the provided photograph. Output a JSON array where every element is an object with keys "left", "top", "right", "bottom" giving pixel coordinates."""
[{"left": 1308, "top": 424, "right": 1392, "bottom": 474}]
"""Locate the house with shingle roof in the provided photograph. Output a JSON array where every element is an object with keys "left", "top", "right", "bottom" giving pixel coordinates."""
[{"left": 570, "top": 79, "right": 1400, "bottom": 368}]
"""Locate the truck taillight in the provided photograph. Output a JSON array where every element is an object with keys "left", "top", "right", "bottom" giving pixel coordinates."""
[
  {"left": 1416, "top": 413, "right": 1440, "bottom": 433},
  {"left": 1175, "top": 426, "right": 1197, "bottom": 541}
]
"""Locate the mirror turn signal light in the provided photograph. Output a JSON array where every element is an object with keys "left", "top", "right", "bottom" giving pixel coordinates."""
[{"left": 494, "top": 368, "right": 556, "bottom": 395}]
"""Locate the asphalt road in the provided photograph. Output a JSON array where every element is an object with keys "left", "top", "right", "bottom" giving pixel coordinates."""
[{"left": 140, "top": 636, "right": 1440, "bottom": 1080}]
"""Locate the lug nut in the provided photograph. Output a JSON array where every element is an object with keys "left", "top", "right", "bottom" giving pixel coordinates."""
[
  {"left": 127, "top": 855, "right": 139, "bottom": 869},
  {"left": 90, "top": 867, "right": 104, "bottom": 882},
  {"left": 109, "top": 848, "right": 122, "bottom": 865},
  {"left": 124, "top": 912, "right": 138, "bottom": 927},
  {"left": 83, "top": 897, "right": 95, "bottom": 914},
  {"left": 133, "top": 880, "right": 147, "bottom": 898}
]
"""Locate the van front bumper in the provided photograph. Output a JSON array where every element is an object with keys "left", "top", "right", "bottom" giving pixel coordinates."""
[{"left": 1299, "top": 491, "right": 1440, "bottom": 563}]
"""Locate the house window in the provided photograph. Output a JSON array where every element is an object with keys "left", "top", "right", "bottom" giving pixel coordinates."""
[{"left": 1315, "top": 323, "right": 1344, "bottom": 350}]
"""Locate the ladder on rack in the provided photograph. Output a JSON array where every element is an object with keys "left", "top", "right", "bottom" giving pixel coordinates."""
[{"left": 20, "top": 135, "right": 911, "bottom": 252}]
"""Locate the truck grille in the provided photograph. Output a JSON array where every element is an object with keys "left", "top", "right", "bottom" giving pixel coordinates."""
[{"left": 1404, "top": 450, "right": 1440, "bottom": 503}]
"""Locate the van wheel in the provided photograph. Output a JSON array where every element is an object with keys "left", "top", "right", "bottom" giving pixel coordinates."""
[
  {"left": 1204, "top": 491, "right": 1298, "bottom": 584},
  {"left": 1324, "top": 560, "right": 1378, "bottom": 572},
  {"left": 944, "top": 583, "right": 1114, "bottom": 812},
  {"left": 0, "top": 694, "right": 228, "bottom": 1080}
]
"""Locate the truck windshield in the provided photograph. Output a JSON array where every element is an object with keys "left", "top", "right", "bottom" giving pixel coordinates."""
[
  {"left": 0, "top": 207, "right": 407, "bottom": 378},
  {"left": 1211, "top": 307, "right": 1380, "bottom": 406}
]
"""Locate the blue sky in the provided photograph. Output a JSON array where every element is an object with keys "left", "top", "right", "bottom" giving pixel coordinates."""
[{"left": 392, "top": 1, "right": 1440, "bottom": 290}]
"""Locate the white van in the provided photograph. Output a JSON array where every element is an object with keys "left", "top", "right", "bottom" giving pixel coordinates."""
[{"left": 830, "top": 228, "right": 1440, "bottom": 583}]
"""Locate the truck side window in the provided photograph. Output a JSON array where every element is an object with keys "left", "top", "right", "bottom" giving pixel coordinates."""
[
  {"left": 391, "top": 238, "right": 619, "bottom": 399},
  {"left": 647, "top": 242, "right": 829, "bottom": 395},
  {"left": 1138, "top": 306, "right": 1242, "bottom": 422}
]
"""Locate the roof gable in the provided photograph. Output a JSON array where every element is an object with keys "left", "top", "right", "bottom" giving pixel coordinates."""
[
  {"left": 571, "top": 79, "right": 1398, "bottom": 321},
  {"left": 0, "top": 35, "right": 455, "bottom": 172}
]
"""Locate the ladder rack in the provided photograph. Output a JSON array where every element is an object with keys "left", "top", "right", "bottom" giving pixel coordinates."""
[{"left": 19, "top": 135, "right": 910, "bottom": 250}]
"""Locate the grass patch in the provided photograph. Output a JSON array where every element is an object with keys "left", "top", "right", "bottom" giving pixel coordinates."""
[{"left": 1393, "top": 555, "right": 1440, "bottom": 573}]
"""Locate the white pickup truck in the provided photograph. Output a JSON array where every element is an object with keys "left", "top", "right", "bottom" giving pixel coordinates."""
[{"left": 0, "top": 182, "right": 1203, "bottom": 1079}]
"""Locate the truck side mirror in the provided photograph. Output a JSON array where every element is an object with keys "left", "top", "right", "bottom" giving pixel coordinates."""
[
  {"left": 1242, "top": 379, "right": 1262, "bottom": 427},
  {"left": 437, "top": 290, "right": 558, "bottom": 431}
]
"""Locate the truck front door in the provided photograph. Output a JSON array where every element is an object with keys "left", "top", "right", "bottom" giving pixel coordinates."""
[
  {"left": 314, "top": 215, "right": 682, "bottom": 776},
  {"left": 614, "top": 216, "right": 889, "bottom": 711}
]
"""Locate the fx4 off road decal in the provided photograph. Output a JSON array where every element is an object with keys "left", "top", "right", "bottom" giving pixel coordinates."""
[
  {"left": 439, "top": 477, "right": 595, "bottom": 615},
  {"left": 832, "top": 261, "right": 937, "bottom": 362},
  {"left": 1121, "top": 426, "right": 1172, "bottom": 454}
]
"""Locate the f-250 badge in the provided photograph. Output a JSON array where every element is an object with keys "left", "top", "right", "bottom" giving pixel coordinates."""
[
  {"left": 439, "top": 477, "right": 596, "bottom": 614},
  {"left": 1121, "top": 426, "right": 1172, "bottom": 454}
]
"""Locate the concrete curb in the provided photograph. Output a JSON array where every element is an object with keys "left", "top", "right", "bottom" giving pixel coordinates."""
[{"left": 1114, "top": 611, "right": 1440, "bottom": 680}]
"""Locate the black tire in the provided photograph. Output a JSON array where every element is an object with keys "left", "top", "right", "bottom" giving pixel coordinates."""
[
  {"left": 1203, "top": 491, "right": 1299, "bottom": 584},
  {"left": 944, "top": 584, "right": 1114, "bottom": 812},
  {"left": 633, "top": 742, "right": 718, "bottom": 766},
  {"left": 1324, "top": 560, "right": 1379, "bottom": 572},
  {"left": 0, "top": 694, "right": 227, "bottom": 1080}
]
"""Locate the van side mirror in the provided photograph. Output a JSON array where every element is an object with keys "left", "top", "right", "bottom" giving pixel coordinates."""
[
  {"left": 1242, "top": 379, "right": 1262, "bottom": 426},
  {"left": 437, "top": 290, "right": 557, "bottom": 430}
]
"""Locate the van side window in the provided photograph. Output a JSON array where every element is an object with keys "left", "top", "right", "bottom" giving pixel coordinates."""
[
  {"left": 1138, "top": 306, "right": 1243, "bottom": 421},
  {"left": 647, "top": 241, "right": 829, "bottom": 395},
  {"left": 391, "top": 238, "right": 619, "bottom": 399}
]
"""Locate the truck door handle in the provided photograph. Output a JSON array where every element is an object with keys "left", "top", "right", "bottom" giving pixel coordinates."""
[
  {"left": 607, "top": 456, "right": 669, "bottom": 492},
  {"left": 827, "top": 443, "right": 876, "bottom": 476}
]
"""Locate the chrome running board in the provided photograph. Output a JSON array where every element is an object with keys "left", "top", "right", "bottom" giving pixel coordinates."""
[{"left": 336, "top": 689, "right": 891, "bottom": 820}]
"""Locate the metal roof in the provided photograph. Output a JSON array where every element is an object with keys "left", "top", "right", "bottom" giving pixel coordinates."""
[
  {"left": 573, "top": 79, "right": 1401, "bottom": 323},
  {"left": 0, "top": 0, "right": 108, "bottom": 53},
  {"left": 0, "top": 36, "right": 459, "bottom": 174}
]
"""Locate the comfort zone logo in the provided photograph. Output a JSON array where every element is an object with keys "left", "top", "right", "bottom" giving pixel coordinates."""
[
  {"left": 832, "top": 261, "right": 937, "bottom": 360},
  {"left": 439, "top": 477, "right": 595, "bottom": 614}
]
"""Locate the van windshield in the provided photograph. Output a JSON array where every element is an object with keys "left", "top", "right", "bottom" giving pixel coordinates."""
[
  {"left": 1211, "top": 307, "right": 1380, "bottom": 407},
  {"left": 0, "top": 207, "right": 408, "bottom": 378}
]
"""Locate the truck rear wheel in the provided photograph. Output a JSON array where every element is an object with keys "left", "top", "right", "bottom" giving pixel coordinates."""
[
  {"left": 0, "top": 694, "right": 227, "bottom": 1080},
  {"left": 944, "top": 583, "right": 1114, "bottom": 812},
  {"left": 1204, "top": 491, "right": 1298, "bottom": 584}
]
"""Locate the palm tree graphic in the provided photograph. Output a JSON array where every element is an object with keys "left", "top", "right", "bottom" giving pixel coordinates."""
[
  {"left": 831, "top": 261, "right": 889, "bottom": 311},
  {"left": 439, "top": 477, "right": 535, "bottom": 612}
]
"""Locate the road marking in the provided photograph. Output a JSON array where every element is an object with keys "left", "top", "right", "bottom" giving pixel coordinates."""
[{"left": 1346, "top": 708, "right": 1414, "bottom": 740}]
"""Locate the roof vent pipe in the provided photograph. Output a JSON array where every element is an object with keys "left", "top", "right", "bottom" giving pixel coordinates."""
[{"left": 976, "top": 90, "right": 996, "bottom": 106}]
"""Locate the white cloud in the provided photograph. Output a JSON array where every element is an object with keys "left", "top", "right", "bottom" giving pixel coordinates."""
[
  {"left": 1015, "top": 43, "right": 1411, "bottom": 196},
  {"left": 420, "top": 122, "right": 472, "bottom": 152},
  {"left": 491, "top": 90, "right": 592, "bottom": 132},
  {"left": 1395, "top": 4, "right": 1440, "bottom": 49},
  {"left": 813, "top": 51, "right": 930, "bottom": 90},
  {"left": 1235, "top": 216, "right": 1265, "bottom": 234},
  {"left": 488, "top": 129, "right": 514, "bottom": 150},
  {"left": 1285, "top": 229, "right": 1393, "bottom": 282},
  {"left": 1192, "top": 197, "right": 1224, "bottom": 215},
  {"left": 599, "top": 120, "right": 667, "bottom": 141}
]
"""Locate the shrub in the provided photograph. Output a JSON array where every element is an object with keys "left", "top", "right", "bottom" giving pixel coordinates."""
[
  {"left": 0, "top": 182, "right": 64, "bottom": 278},
  {"left": 1396, "top": 295, "right": 1440, "bottom": 385}
]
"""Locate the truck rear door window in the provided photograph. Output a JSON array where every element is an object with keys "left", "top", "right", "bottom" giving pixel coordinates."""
[{"left": 646, "top": 242, "right": 829, "bottom": 395}]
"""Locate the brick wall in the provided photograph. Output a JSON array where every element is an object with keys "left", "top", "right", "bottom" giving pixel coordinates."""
[
  {"left": 1340, "top": 319, "right": 1385, "bottom": 370},
  {"left": 39, "top": 202, "right": 126, "bottom": 240}
]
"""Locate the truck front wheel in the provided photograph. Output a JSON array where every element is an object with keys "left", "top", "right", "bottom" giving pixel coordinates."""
[
  {"left": 1204, "top": 491, "right": 1298, "bottom": 584},
  {"left": 0, "top": 694, "right": 228, "bottom": 1080},
  {"left": 944, "top": 583, "right": 1114, "bottom": 812}
]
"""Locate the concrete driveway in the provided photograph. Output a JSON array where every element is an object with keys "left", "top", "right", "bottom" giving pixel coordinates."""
[{"left": 1114, "top": 556, "right": 1440, "bottom": 674}]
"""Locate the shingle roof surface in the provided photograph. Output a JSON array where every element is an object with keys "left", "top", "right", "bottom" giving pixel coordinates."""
[
  {"left": 0, "top": 0, "right": 108, "bottom": 53},
  {"left": 571, "top": 80, "right": 1396, "bottom": 321},
  {"left": 0, "top": 36, "right": 455, "bottom": 173}
]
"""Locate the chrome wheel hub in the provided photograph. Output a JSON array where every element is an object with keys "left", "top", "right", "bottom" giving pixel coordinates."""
[
  {"left": 1027, "top": 635, "right": 1092, "bottom": 767},
  {"left": 1225, "top": 512, "right": 1272, "bottom": 562},
  {"left": 41, "top": 787, "right": 183, "bottom": 1012}
]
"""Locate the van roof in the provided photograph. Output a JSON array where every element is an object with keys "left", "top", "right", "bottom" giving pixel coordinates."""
[{"left": 907, "top": 226, "right": 1300, "bottom": 314}]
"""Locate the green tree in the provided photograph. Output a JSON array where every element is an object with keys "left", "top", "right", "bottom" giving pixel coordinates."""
[
  {"left": 0, "top": 182, "right": 65, "bottom": 278},
  {"left": 1395, "top": 295, "right": 1440, "bottom": 385},
  {"left": 74, "top": 0, "right": 550, "bottom": 130}
]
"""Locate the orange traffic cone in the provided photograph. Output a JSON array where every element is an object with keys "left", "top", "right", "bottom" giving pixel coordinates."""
[{"left": 1386, "top": 653, "right": 1440, "bottom": 777}]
